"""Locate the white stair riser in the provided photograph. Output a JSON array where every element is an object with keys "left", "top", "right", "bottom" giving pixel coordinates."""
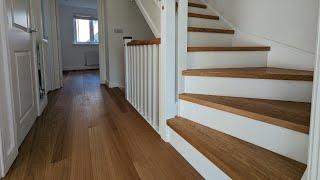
[
  {"left": 188, "top": 17, "right": 228, "bottom": 29},
  {"left": 188, "top": 7, "right": 214, "bottom": 15},
  {"left": 169, "top": 127, "right": 231, "bottom": 180},
  {"left": 188, "top": 51, "right": 268, "bottom": 69},
  {"left": 185, "top": 76, "right": 313, "bottom": 102},
  {"left": 188, "top": 32, "right": 233, "bottom": 46},
  {"left": 179, "top": 100, "right": 309, "bottom": 164}
]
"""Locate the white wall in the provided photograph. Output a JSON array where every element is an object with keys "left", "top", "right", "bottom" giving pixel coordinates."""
[
  {"left": 105, "top": 0, "right": 154, "bottom": 87},
  {"left": 59, "top": 5, "right": 99, "bottom": 71},
  {"left": 205, "top": 0, "right": 319, "bottom": 70}
]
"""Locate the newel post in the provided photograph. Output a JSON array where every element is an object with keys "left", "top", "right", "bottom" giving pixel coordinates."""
[
  {"left": 159, "top": 0, "right": 177, "bottom": 141},
  {"left": 123, "top": 36, "right": 133, "bottom": 100},
  {"left": 177, "top": 0, "right": 188, "bottom": 95}
]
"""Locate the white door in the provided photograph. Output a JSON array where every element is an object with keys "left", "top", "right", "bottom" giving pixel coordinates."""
[{"left": 6, "top": 0, "right": 38, "bottom": 146}]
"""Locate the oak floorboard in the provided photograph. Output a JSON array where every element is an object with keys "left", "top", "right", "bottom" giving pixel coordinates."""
[{"left": 3, "top": 70, "right": 202, "bottom": 180}]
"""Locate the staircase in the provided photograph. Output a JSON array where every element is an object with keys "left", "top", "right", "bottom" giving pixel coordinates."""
[{"left": 168, "top": 1, "right": 312, "bottom": 179}]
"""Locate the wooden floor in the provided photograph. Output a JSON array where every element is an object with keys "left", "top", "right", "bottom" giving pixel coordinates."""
[{"left": 4, "top": 70, "right": 202, "bottom": 180}]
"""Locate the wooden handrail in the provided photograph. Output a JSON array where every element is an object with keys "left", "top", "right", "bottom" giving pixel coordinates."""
[{"left": 127, "top": 38, "right": 161, "bottom": 46}]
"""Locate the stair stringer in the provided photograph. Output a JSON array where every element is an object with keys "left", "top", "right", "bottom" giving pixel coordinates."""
[{"left": 134, "top": 0, "right": 161, "bottom": 37}]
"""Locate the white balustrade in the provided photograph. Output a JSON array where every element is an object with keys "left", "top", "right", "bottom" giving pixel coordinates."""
[{"left": 125, "top": 39, "right": 160, "bottom": 132}]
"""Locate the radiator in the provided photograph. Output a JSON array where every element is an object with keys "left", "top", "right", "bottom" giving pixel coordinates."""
[
  {"left": 85, "top": 51, "right": 99, "bottom": 66},
  {"left": 38, "top": 39, "right": 48, "bottom": 96}
]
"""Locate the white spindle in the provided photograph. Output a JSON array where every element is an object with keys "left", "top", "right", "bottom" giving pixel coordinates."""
[
  {"left": 147, "top": 46, "right": 152, "bottom": 123},
  {"left": 153, "top": 45, "right": 159, "bottom": 130},
  {"left": 139, "top": 46, "right": 143, "bottom": 113},
  {"left": 128, "top": 46, "right": 131, "bottom": 100},
  {"left": 124, "top": 40, "right": 160, "bottom": 133},
  {"left": 134, "top": 46, "right": 138, "bottom": 109},
  {"left": 144, "top": 45, "right": 148, "bottom": 120},
  {"left": 137, "top": 46, "right": 141, "bottom": 112},
  {"left": 125, "top": 43, "right": 129, "bottom": 99},
  {"left": 132, "top": 46, "right": 135, "bottom": 107},
  {"left": 142, "top": 45, "right": 146, "bottom": 118},
  {"left": 130, "top": 46, "right": 133, "bottom": 102}
]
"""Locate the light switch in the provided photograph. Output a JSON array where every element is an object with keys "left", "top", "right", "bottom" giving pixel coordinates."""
[{"left": 113, "top": 28, "right": 124, "bottom": 34}]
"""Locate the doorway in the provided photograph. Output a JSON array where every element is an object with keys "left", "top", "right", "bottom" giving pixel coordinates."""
[{"left": 57, "top": 0, "right": 100, "bottom": 79}]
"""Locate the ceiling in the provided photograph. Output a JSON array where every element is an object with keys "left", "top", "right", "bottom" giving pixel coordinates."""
[{"left": 58, "top": 0, "right": 97, "bottom": 9}]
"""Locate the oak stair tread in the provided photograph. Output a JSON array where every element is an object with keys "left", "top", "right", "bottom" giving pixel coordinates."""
[
  {"left": 188, "top": 12, "right": 219, "bottom": 20},
  {"left": 182, "top": 67, "right": 313, "bottom": 81},
  {"left": 188, "top": 46, "right": 271, "bottom": 52},
  {"left": 167, "top": 117, "right": 307, "bottom": 180},
  {"left": 188, "top": 27, "right": 235, "bottom": 34},
  {"left": 180, "top": 93, "right": 311, "bottom": 133},
  {"left": 188, "top": 2, "right": 207, "bottom": 9}
]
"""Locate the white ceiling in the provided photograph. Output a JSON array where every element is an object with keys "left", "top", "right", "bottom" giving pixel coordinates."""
[{"left": 58, "top": 0, "right": 97, "bottom": 9}]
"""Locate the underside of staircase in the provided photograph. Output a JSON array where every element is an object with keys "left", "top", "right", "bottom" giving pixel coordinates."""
[{"left": 168, "top": 1, "right": 312, "bottom": 179}]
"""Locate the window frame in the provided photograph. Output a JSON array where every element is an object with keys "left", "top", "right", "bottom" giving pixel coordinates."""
[{"left": 73, "top": 14, "right": 99, "bottom": 45}]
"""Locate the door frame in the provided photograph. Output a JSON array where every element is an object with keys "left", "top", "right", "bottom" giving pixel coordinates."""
[
  {"left": 0, "top": 0, "right": 19, "bottom": 177},
  {"left": 97, "top": 0, "right": 107, "bottom": 84},
  {"left": 48, "top": 0, "right": 63, "bottom": 90},
  {"left": 54, "top": 0, "right": 108, "bottom": 84}
]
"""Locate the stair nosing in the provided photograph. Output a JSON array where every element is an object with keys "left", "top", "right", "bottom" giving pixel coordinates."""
[
  {"left": 188, "top": 12, "right": 219, "bottom": 20},
  {"left": 188, "top": 27, "right": 235, "bottom": 34},
  {"left": 182, "top": 68, "right": 313, "bottom": 81},
  {"left": 179, "top": 93, "right": 310, "bottom": 134},
  {"left": 188, "top": 2, "right": 207, "bottom": 9}
]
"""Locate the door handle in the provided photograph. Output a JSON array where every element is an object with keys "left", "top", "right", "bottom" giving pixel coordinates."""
[{"left": 28, "top": 28, "right": 38, "bottom": 33}]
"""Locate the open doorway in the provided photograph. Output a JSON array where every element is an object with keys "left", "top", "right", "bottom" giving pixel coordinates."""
[{"left": 57, "top": 0, "right": 100, "bottom": 79}]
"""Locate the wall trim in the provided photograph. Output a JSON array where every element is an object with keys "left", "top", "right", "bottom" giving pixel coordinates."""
[
  {"left": 105, "top": 80, "right": 124, "bottom": 88},
  {"left": 134, "top": 0, "right": 161, "bottom": 37},
  {"left": 62, "top": 66, "right": 99, "bottom": 71},
  {"left": 48, "top": 0, "right": 63, "bottom": 90}
]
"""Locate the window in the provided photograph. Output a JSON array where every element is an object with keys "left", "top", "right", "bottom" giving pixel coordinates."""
[{"left": 73, "top": 15, "right": 99, "bottom": 44}]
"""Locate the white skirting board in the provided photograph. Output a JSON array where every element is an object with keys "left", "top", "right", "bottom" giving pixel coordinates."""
[
  {"left": 179, "top": 100, "right": 309, "bottom": 164},
  {"left": 62, "top": 66, "right": 99, "bottom": 71},
  {"left": 105, "top": 79, "right": 124, "bottom": 88}
]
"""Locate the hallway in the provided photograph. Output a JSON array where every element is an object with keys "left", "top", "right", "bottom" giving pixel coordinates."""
[{"left": 4, "top": 70, "right": 202, "bottom": 180}]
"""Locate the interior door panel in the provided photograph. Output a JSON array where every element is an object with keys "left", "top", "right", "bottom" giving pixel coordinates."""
[
  {"left": 14, "top": 51, "right": 34, "bottom": 122},
  {"left": 7, "top": 0, "right": 37, "bottom": 145}
]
